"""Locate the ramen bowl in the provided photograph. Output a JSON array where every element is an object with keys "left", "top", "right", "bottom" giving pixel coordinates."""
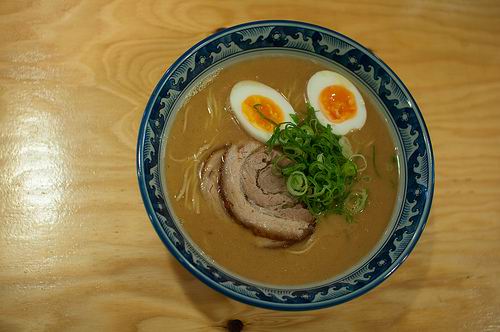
[{"left": 137, "top": 20, "right": 434, "bottom": 310}]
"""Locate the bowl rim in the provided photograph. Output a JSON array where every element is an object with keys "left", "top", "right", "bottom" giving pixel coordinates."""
[{"left": 137, "top": 19, "right": 435, "bottom": 310}]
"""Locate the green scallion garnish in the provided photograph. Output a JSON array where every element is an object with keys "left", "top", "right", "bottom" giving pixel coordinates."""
[{"left": 267, "top": 104, "right": 367, "bottom": 222}]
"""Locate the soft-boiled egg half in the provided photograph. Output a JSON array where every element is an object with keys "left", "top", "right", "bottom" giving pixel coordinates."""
[
  {"left": 230, "top": 81, "right": 296, "bottom": 142},
  {"left": 307, "top": 71, "right": 366, "bottom": 135}
]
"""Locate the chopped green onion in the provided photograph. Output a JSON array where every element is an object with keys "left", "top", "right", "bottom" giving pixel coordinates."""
[
  {"left": 253, "top": 104, "right": 278, "bottom": 126},
  {"left": 342, "top": 160, "right": 357, "bottom": 177},
  {"left": 343, "top": 188, "right": 368, "bottom": 222},
  {"left": 290, "top": 113, "right": 300, "bottom": 124},
  {"left": 350, "top": 154, "right": 367, "bottom": 172},
  {"left": 339, "top": 136, "right": 353, "bottom": 158},
  {"left": 267, "top": 104, "right": 368, "bottom": 221},
  {"left": 287, "top": 171, "right": 308, "bottom": 196}
]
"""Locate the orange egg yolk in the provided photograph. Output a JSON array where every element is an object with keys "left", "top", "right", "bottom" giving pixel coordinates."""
[
  {"left": 319, "top": 85, "right": 357, "bottom": 123},
  {"left": 242, "top": 95, "right": 284, "bottom": 132}
]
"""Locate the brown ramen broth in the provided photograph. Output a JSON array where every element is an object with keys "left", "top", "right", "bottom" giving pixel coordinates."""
[{"left": 164, "top": 54, "right": 399, "bottom": 285}]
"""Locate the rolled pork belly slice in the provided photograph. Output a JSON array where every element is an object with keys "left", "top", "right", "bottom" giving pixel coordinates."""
[
  {"left": 219, "top": 142, "right": 316, "bottom": 242},
  {"left": 200, "top": 146, "right": 293, "bottom": 248}
]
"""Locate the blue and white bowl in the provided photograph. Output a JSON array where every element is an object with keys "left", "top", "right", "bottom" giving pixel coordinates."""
[{"left": 137, "top": 20, "right": 434, "bottom": 310}]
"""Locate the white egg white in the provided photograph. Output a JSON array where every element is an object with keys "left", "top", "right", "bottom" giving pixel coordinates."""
[
  {"left": 229, "top": 81, "right": 296, "bottom": 142},
  {"left": 307, "top": 71, "right": 366, "bottom": 136}
]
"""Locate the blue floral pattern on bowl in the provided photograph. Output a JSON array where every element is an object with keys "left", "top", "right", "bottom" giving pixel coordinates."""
[{"left": 137, "top": 20, "right": 434, "bottom": 310}]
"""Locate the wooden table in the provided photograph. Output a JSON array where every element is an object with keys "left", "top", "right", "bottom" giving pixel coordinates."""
[{"left": 1, "top": 1, "right": 499, "bottom": 331}]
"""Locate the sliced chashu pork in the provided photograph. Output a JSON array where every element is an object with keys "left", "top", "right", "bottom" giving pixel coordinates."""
[
  {"left": 219, "top": 142, "right": 316, "bottom": 242},
  {"left": 200, "top": 148, "right": 225, "bottom": 212},
  {"left": 200, "top": 146, "right": 289, "bottom": 248}
]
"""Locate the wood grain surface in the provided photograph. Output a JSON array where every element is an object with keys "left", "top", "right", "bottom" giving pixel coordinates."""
[{"left": 1, "top": 0, "right": 500, "bottom": 331}]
